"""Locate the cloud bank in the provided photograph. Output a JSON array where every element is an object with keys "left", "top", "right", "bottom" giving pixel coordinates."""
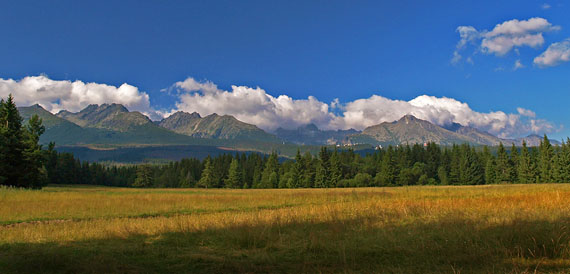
[
  {"left": 0, "top": 75, "right": 161, "bottom": 119},
  {"left": 0, "top": 75, "right": 555, "bottom": 138},
  {"left": 173, "top": 77, "right": 554, "bottom": 138}
]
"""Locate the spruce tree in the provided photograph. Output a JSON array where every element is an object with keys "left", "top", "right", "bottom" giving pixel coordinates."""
[
  {"left": 376, "top": 146, "right": 396, "bottom": 186},
  {"left": 22, "top": 114, "right": 47, "bottom": 188},
  {"left": 538, "top": 135, "right": 554, "bottom": 183},
  {"left": 0, "top": 95, "right": 25, "bottom": 187},
  {"left": 260, "top": 153, "right": 279, "bottom": 188},
  {"left": 133, "top": 165, "right": 153, "bottom": 187},
  {"left": 329, "top": 150, "right": 342, "bottom": 187},
  {"left": 287, "top": 149, "right": 303, "bottom": 188},
  {"left": 495, "top": 143, "right": 511, "bottom": 183},
  {"left": 509, "top": 143, "right": 519, "bottom": 183},
  {"left": 224, "top": 158, "right": 242, "bottom": 188},
  {"left": 518, "top": 141, "right": 534, "bottom": 183},
  {"left": 198, "top": 157, "right": 216, "bottom": 188},
  {"left": 485, "top": 158, "right": 497, "bottom": 184}
]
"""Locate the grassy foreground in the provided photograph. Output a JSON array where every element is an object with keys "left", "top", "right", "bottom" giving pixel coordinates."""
[{"left": 1, "top": 185, "right": 570, "bottom": 273}]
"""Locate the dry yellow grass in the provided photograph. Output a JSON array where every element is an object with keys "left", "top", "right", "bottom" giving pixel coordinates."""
[{"left": 2, "top": 184, "right": 570, "bottom": 273}]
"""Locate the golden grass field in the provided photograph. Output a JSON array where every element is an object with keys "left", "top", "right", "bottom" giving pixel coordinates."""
[{"left": 2, "top": 184, "right": 570, "bottom": 273}]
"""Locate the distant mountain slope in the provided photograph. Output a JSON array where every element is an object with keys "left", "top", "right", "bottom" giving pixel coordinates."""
[
  {"left": 511, "top": 134, "right": 561, "bottom": 146},
  {"left": 56, "top": 104, "right": 153, "bottom": 132},
  {"left": 19, "top": 104, "right": 96, "bottom": 145},
  {"left": 20, "top": 104, "right": 209, "bottom": 145},
  {"left": 275, "top": 124, "right": 359, "bottom": 145},
  {"left": 349, "top": 115, "right": 479, "bottom": 146},
  {"left": 159, "top": 111, "right": 280, "bottom": 142},
  {"left": 443, "top": 123, "right": 502, "bottom": 146}
]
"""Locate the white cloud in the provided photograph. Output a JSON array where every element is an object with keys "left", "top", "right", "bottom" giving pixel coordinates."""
[
  {"left": 542, "top": 3, "right": 551, "bottom": 10},
  {"left": 513, "top": 59, "right": 525, "bottom": 70},
  {"left": 456, "top": 26, "right": 480, "bottom": 49},
  {"left": 174, "top": 78, "right": 335, "bottom": 131},
  {"left": 0, "top": 75, "right": 160, "bottom": 119},
  {"left": 454, "top": 17, "right": 560, "bottom": 59},
  {"left": 534, "top": 39, "right": 570, "bottom": 67},
  {"left": 482, "top": 17, "right": 559, "bottom": 56},
  {"left": 517, "top": 107, "right": 536, "bottom": 117},
  {"left": 0, "top": 75, "right": 555, "bottom": 139},
  {"left": 175, "top": 77, "right": 219, "bottom": 94},
  {"left": 171, "top": 77, "right": 554, "bottom": 138},
  {"left": 336, "top": 94, "right": 550, "bottom": 138}
]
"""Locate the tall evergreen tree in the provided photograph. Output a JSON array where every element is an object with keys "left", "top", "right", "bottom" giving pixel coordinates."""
[
  {"left": 376, "top": 146, "right": 396, "bottom": 186},
  {"left": 224, "top": 158, "right": 242, "bottom": 188},
  {"left": 260, "top": 153, "right": 279, "bottom": 188},
  {"left": 518, "top": 141, "right": 534, "bottom": 183},
  {"left": 538, "top": 135, "right": 554, "bottom": 183},
  {"left": 133, "top": 165, "right": 154, "bottom": 187},
  {"left": 198, "top": 157, "right": 216, "bottom": 188},
  {"left": 22, "top": 114, "right": 47, "bottom": 188},
  {"left": 287, "top": 149, "right": 303, "bottom": 188},
  {"left": 509, "top": 143, "right": 519, "bottom": 183},
  {"left": 329, "top": 150, "right": 342, "bottom": 187},
  {"left": 495, "top": 143, "right": 511, "bottom": 183},
  {"left": 0, "top": 95, "right": 25, "bottom": 187},
  {"left": 485, "top": 158, "right": 497, "bottom": 184}
]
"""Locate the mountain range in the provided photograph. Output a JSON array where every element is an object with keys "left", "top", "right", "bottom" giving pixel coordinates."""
[
  {"left": 18, "top": 104, "right": 558, "bottom": 151},
  {"left": 159, "top": 111, "right": 279, "bottom": 142}
]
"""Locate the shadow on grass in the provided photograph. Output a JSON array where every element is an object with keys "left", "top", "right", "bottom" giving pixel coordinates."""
[{"left": 2, "top": 216, "right": 570, "bottom": 273}]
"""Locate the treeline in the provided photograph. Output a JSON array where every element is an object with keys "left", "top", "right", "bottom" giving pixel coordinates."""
[{"left": 44, "top": 136, "right": 570, "bottom": 188}]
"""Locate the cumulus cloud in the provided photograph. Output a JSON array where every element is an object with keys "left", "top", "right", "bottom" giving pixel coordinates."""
[
  {"left": 483, "top": 17, "right": 559, "bottom": 56},
  {"left": 173, "top": 78, "right": 335, "bottom": 131},
  {"left": 454, "top": 17, "right": 560, "bottom": 61},
  {"left": 171, "top": 77, "right": 555, "bottom": 138},
  {"left": 534, "top": 39, "right": 570, "bottom": 67},
  {"left": 0, "top": 75, "right": 160, "bottom": 119},
  {"left": 336, "top": 94, "right": 552, "bottom": 138}
]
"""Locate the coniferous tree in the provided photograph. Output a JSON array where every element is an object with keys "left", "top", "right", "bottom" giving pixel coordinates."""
[
  {"left": 485, "top": 158, "right": 497, "bottom": 184},
  {"left": 224, "top": 158, "right": 242, "bottom": 188},
  {"left": 260, "top": 153, "right": 279, "bottom": 188},
  {"left": 329, "top": 150, "right": 342, "bottom": 187},
  {"left": 510, "top": 143, "right": 519, "bottom": 183},
  {"left": 0, "top": 95, "right": 25, "bottom": 187},
  {"left": 495, "top": 143, "right": 511, "bottom": 183},
  {"left": 518, "top": 141, "right": 534, "bottom": 183},
  {"left": 302, "top": 152, "right": 314, "bottom": 188},
  {"left": 287, "top": 149, "right": 303, "bottom": 188},
  {"left": 133, "top": 165, "right": 153, "bottom": 187},
  {"left": 198, "top": 157, "right": 216, "bottom": 188},
  {"left": 538, "top": 135, "right": 554, "bottom": 183},
  {"left": 376, "top": 146, "right": 396, "bottom": 186},
  {"left": 560, "top": 139, "right": 570, "bottom": 182}
]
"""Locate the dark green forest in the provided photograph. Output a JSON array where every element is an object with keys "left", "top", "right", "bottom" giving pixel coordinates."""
[
  {"left": 2, "top": 94, "right": 570, "bottom": 189},
  {"left": 37, "top": 136, "right": 569, "bottom": 189}
]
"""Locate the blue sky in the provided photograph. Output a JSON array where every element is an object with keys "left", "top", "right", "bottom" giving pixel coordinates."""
[{"left": 1, "top": 0, "right": 569, "bottom": 139}]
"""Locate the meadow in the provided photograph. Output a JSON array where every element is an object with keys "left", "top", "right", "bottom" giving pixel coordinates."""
[{"left": 2, "top": 184, "right": 570, "bottom": 273}]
